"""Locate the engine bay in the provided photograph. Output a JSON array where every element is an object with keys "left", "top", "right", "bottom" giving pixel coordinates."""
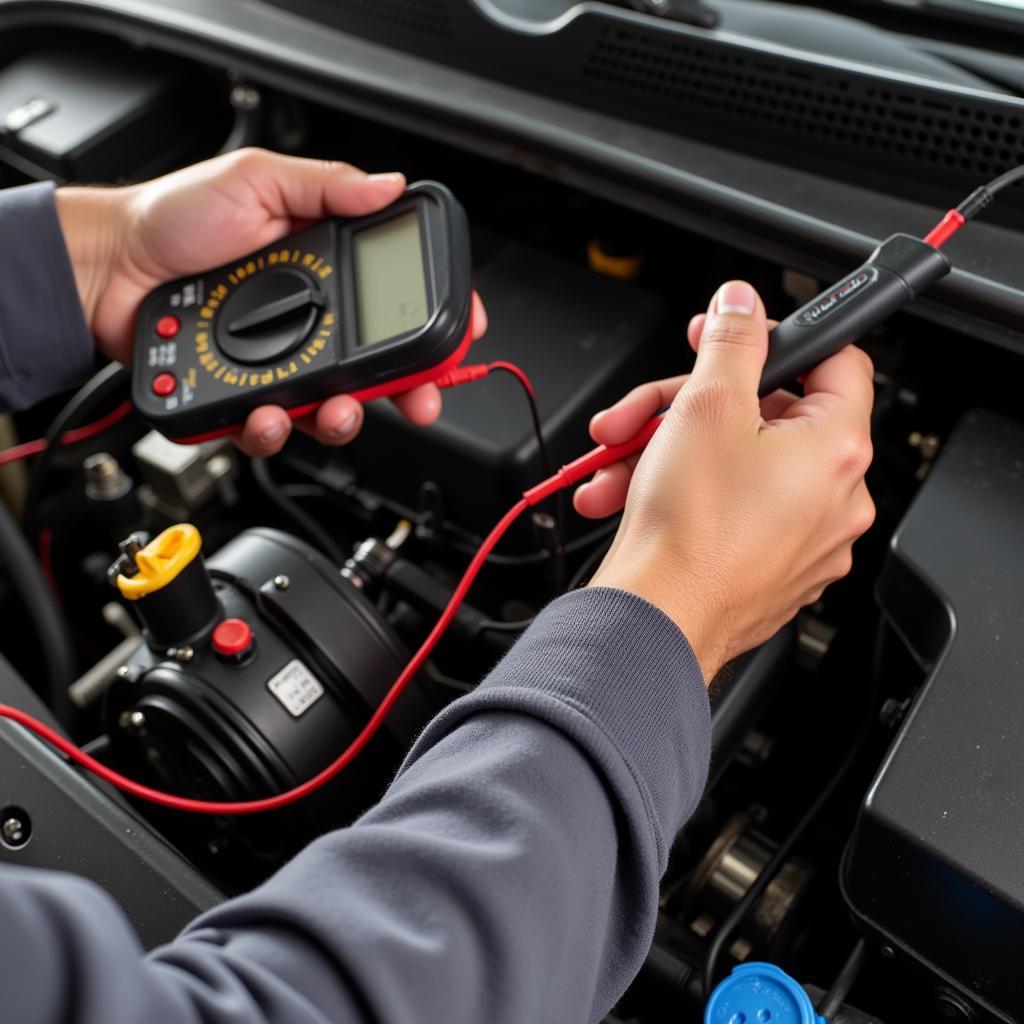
[{"left": 1, "top": 4, "right": 1024, "bottom": 1021}]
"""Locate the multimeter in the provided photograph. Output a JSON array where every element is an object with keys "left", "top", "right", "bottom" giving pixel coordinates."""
[{"left": 132, "top": 181, "right": 473, "bottom": 442}]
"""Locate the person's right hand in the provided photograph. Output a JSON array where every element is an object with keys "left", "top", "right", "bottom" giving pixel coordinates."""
[{"left": 579, "top": 280, "right": 876, "bottom": 682}]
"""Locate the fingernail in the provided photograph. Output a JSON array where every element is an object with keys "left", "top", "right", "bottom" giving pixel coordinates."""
[
  {"left": 259, "top": 423, "right": 286, "bottom": 445},
  {"left": 331, "top": 411, "right": 359, "bottom": 437},
  {"left": 716, "top": 281, "right": 757, "bottom": 315},
  {"left": 367, "top": 172, "right": 403, "bottom": 184}
]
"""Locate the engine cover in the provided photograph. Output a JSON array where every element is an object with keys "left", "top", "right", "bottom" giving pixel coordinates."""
[{"left": 843, "top": 410, "right": 1024, "bottom": 1023}]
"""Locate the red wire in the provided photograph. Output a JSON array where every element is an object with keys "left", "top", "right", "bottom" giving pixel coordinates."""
[
  {"left": 0, "top": 400, "right": 134, "bottom": 468},
  {"left": 0, "top": 370, "right": 662, "bottom": 816},
  {"left": 0, "top": 496, "right": 531, "bottom": 815}
]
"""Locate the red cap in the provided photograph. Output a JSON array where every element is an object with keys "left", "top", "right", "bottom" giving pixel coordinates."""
[
  {"left": 212, "top": 618, "right": 253, "bottom": 657},
  {"left": 155, "top": 315, "right": 180, "bottom": 339},
  {"left": 151, "top": 372, "right": 177, "bottom": 397}
]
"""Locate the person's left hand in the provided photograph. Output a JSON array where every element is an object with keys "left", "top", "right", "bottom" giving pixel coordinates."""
[{"left": 56, "top": 148, "right": 487, "bottom": 455}]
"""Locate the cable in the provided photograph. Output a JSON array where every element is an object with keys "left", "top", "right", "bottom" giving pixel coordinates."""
[
  {"left": 0, "top": 400, "right": 133, "bottom": 468},
  {"left": 23, "top": 363, "right": 130, "bottom": 540},
  {"left": 251, "top": 457, "right": 347, "bottom": 565},
  {"left": 701, "top": 619, "right": 886, "bottom": 1000},
  {"left": 0, "top": 498, "right": 77, "bottom": 708},
  {"left": 817, "top": 937, "right": 868, "bottom": 1019},
  {"left": 0, "top": 414, "right": 662, "bottom": 815},
  {"left": 483, "top": 363, "right": 565, "bottom": 575},
  {"left": 485, "top": 361, "right": 555, "bottom": 484},
  {"left": 439, "top": 359, "right": 567, "bottom": 583},
  {"left": 924, "top": 162, "right": 1024, "bottom": 247}
]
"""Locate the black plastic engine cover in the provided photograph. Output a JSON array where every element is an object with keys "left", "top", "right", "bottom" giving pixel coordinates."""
[{"left": 843, "top": 409, "right": 1024, "bottom": 1023}]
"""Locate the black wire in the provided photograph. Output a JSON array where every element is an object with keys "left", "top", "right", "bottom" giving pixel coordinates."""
[
  {"left": 477, "top": 526, "right": 618, "bottom": 636},
  {"left": 567, "top": 535, "right": 614, "bottom": 590},
  {"left": 817, "top": 937, "right": 869, "bottom": 1019},
  {"left": 23, "top": 362, "right": 129, "bottom": 543},
  {"left": 285, "top": 475, "right": 621, "bottom": 569},
  {"left": 486, "top": 363, "right": 567, "bottom": 587},
  {"left": 701, "top": 620, "right": 887, "bottom": 1000},
  {"left": 0, "top": 498, "right": 76, "bottom": 712},
  {"left": 251, "top": 458, "right": 346, "bottom": 565},
  {"left": 983, "top": 163, "right": 1024, "bottom": 197},
  {"left": 956, "top": 163, "right": 1024, "bottom": 219}
]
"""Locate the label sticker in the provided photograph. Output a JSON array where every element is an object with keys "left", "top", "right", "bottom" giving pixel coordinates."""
[
  {"left": 267, "top": 659, "right": 325, "bottom": 718},
  {"left": 795, "top": 266, "right": 879, "bottom": 326}
]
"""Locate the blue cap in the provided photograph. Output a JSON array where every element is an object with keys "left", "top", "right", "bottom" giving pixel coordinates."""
[{"left": 705, "top": 962, "right": 828, "bottom": 1024}]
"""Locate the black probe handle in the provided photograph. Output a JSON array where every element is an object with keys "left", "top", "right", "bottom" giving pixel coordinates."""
[{"left": 759, "top": 234, "right": 951, "bottom": 398}]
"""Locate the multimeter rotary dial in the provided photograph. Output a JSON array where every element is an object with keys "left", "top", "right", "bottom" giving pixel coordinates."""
[
  {"left": 215, "top": 268, "right": 325, "bottom": 366},
  {"left": 133, "top": 182, "right": 472, "bottom": 441}
]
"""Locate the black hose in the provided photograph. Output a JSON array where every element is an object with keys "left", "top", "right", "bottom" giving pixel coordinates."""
[
  {"left": 817, "top": 938, "right": 869, "bottom": 1020},
  {"left": 0, "top": 497, "right": 76, "bottom": 709},
  {"left": 23, "top": 362, "right": 129, "bottom": 542},
  {"left": 251, "top": 458, "right": 346, "bottom": 565}
]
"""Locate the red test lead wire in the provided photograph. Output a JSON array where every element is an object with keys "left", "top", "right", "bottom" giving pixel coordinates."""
[
  {"left": 0, "top": 400, "right": 134, "bottom": 468},
  {"left": 0, "top": 414, "right": 664, "bottom": 816}
]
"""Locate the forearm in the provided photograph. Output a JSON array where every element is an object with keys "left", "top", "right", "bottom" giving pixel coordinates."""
[
  {"left": 0, "top": 588, "right": 710, "bottom": 1024},
  {"left": 0, "top": 183, "right": 97, "bottom": 409}
]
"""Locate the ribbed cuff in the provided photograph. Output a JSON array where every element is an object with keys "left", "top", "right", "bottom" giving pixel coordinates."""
[
  {"left": 403, "top": 588, "right": 711, "bottom": 869},
  {"left": 0, "top": 181, "right": 95, "bottom": 410}
]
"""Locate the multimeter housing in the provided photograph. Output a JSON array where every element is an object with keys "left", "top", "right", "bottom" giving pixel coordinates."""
[{"left": 132, "top": 181, "right": 472, "bottom": 442}]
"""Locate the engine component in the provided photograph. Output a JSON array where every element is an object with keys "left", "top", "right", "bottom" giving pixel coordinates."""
[
  {"left": 103, "top": 526, "right": 436, "bottom": 881},
  {"left": 0, "top": 651, "right": 222, "bottom": 947},
  {"left": 679, "top": 814, "right": 811, "bottom": 963},
  {"left": 705, "top": 962, "right": 825, "bottom": 1024},
  {"left": 844, "top": 410, "right": 1024, "bottom": 1023},
  {"left": 131, "top": 431, "right": 238, "bottom": 520},
  {"left": 0, "top": 49, "right": 206, "bottom": 182}
]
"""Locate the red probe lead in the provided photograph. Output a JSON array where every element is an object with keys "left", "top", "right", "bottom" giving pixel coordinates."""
[{"left": 0, "top": 416, "right": 663, "bottom": 815}]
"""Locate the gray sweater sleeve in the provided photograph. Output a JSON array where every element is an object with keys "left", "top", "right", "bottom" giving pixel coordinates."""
[
  {"left": 1, "top": 587, "right": 711, "bottom": 1024},
  {"left": 0, "top": 182, "right": 95, "bottom": 410}
]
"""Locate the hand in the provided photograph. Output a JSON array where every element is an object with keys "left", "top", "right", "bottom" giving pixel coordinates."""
[
  {"left": 578, "top": 280, "right": 876, "bottom": 680},
  {"left": 56, "top": 148, "right": 487, "bottom": 455}
]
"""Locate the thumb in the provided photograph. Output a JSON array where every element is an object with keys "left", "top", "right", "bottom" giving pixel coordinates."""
[{"left": 688, "top": 280, "right": 769, "bottom": 398}]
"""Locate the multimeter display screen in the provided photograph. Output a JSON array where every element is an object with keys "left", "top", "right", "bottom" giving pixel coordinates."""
[{"left": 353, "top": 210, "right": 430, "bottom": 346}]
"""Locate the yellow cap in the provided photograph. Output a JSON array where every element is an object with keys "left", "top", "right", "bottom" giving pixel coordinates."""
[
  {"left": 586, "top": 238, "right": 645, "bottom": 281},
  {"left": 116, "top": 524, "right": 202, "bottom": 601}
]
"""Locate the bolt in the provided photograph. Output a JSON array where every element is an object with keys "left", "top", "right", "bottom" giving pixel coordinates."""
[
  {"left": 116, "top": 665, "right": 131, "bottom": 679},
  {"left": 880, "top": 945, "right": 895, "bottom": 959},
  {"left": 1, "top": 809, "right": 30, "bottom": 848},
  {"left": 167, "top": 646, "right": 194, "bottom": 663},
  {"left": 206, "top": 454, "right": 232, "bottom": 480},
  {"left": 118, "top": 709, "right": 147, "bottom": 735},
  {"left": 273, "top": 575, "right": 290, "bottom": 591}
]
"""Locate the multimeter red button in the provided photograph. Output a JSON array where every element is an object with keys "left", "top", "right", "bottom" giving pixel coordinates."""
[
  {"left": 151, "top": 373, "right": 177, "bottom": 397},
  {"left": 212, "top": 619, "right": 253, "bottom": 658},
  {"left": 155, "top": 315, "right": 180, "bottom": 339}
]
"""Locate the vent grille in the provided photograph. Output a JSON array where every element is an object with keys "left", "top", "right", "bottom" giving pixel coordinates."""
[
  {"left": 583, "top": 24, "right": 1024, "bottom": 190},
  {"left": 297, "top": 0, "right": 455, "bottom": 41}
]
